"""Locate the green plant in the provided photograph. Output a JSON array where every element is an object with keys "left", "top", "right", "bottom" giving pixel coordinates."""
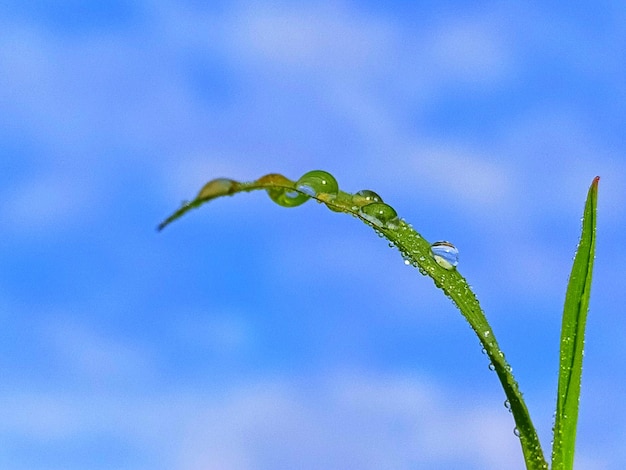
[{"left": 159, "top": 171, "right": 598, "bottom": 470}]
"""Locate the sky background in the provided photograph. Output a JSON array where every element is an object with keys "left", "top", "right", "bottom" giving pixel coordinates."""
[{"left": 1, "top": 1, "right": 625, "bottom": 469}]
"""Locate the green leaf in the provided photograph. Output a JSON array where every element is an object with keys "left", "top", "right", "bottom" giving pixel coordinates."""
[
  {"left": 159, "top": 171, "right": 548, "bottom": 469},
  {"left": 552, "top": 176, "right": 599, "bottom": 470}
]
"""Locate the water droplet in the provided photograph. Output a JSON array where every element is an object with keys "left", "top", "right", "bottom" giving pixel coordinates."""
[
  {"left": 352, "top": 189, "right": 383, "bottom": 206},
  {"left": 488, "top": 363, "right": 496, "bottom": 371},
  {"left": 430, "top": 241, "right": 459, "bottom": 270},
  {"left": 483, "top": 330, "right": 490, "bottom": 338},
  {"left": 359, "top": 202, "right": 398, "bottom": 228},
  {"left": 513, "top": 427, "right": 521, "bottom": 437},
  {"left": 296, "top": 170, "right": 339, "bottom": 197},
  {"left": 504, "top": 399, "right": 512, "bottom": 412},
  {"left": 404, "top": 259, "right": 411, "bottom": 266},
  {"left": 197, "top": 178, "right": 237, "bottom": 199},
  {"left": 266, "top": 187, "right": 309, "bottom": 207}
]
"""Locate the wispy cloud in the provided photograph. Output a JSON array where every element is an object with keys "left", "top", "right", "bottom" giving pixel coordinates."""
[{"left": 0, "top": 372, "right": 526, "bottom": 470}]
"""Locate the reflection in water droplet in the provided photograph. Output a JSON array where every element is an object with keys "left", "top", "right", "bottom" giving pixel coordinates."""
[
  {"left": 267, "top": 187, "right": 309, "bottom": 207},
  {"left": 359, "top": 202, "right": 398, "bottom": 228},
  {"left": 352, "top": 189, "right": 383, "bottom": 206},
  {"left": 296, "top": 170, "right": 339, "bottom": 197},
  {"left": 197, "top": 178, "right": 237, "bottom": 199},
  {"left": 430, "top": 241, "right": 459, "bottom": 270}
]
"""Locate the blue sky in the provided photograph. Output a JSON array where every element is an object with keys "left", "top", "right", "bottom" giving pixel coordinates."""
[{"left": 1, "top": 1, "right": 625, "bottom": 469}]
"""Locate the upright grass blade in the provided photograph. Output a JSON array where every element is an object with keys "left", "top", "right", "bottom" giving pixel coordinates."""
[
  {"left": 159, "top": 171, "right": 548, "bottom": 469},
  {"left": 552, "top": 176, "right": 599, "bottom": 470}
]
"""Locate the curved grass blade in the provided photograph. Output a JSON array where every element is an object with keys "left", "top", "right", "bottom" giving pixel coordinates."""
[
  {"left": 159, "top": 172, "right": 548, "bottom": 469},
  {"left": 551, "top": 176, "right": 599, "bottom": 470}
]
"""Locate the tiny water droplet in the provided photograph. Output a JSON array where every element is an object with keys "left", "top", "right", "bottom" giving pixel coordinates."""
[
  {"left": 296, "top": 170, "right": 339, "bottom": 197},
  {"left": 488, "top": 363, "right": 496, "bottom": 371},
  {"left": 504, "top": 399, "right": 512, "bottom": 412},
  {"left": 430, "top": 241, "right": 459, "bottom": 270},
  {"left": 483, "top": 330, "right": 490, "bottom": 338},
  {"left": 352, "top": 189, "right": 383, "bottom": 206},
  {"left": 404, "top": 259, "right": 411, "bottom": 266},
  {"left": 513, "top": 427, "right": 521, "bottom": 437},
  {"left": 359, "top": 202, "right": 398, "bottom": 228}
]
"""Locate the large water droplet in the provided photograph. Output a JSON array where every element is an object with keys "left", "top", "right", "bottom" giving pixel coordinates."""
[
  {"left": 296, "top": 170, "right": 339, "bottom": 197},
  {"left": 430, "top": 241, "right": 459, "bottom": 270},
  {"left": 352, "top": 189, "right": 383, "bottom": 206},
  {"left": 359, "top": 202, "right": 398, "bottom": 228},
  {"left": 197, "top": 178, "right": 237, "bottom": 199},
  {"left": 266, "top": 187, "right": 309, "bottom": 207}
]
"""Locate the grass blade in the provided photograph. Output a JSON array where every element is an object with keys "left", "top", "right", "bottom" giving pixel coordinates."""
[
  {"left": 159, "top": 172, "right": 549, "bottom": 469},
  {"left": 552, "top": 176, "right": 599, "bottom": 470}
]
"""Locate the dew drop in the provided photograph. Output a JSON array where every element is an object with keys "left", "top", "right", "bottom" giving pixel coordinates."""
[
  {"left": 352, "top": 189, "right": 383, "bottom": 206},
  {"left": 296, "top": 170, "right": 339, "bottom": 197},
  {"left": 513, "top": 427, "right": 521, "bottom": 437},
  {"left": 266, "top": 187, "right": 309, "bottom": 207},
  {"left": 488, "top": 362, "right": 496, "bottom": 371},
  {"left": 197, "top": 178, "right": 237, "bottom": 199},
  {"left": 359, "top": 202, "right": 398, "bottom": 228},
  {"left": 404, "top": 259, "right": 411, "bottom": 266},
  {"left": 430, "top": 241, "right": 459, "bottom": 270},
  {"left": 504, "top": 399, "right": 512, "bottom": 412}
]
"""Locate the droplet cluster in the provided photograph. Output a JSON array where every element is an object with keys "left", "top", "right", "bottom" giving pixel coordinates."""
[{"left": 266, "top": 171, "right": 400, "bottom": 229}]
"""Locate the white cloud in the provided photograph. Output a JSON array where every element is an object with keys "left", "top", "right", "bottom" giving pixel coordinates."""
[
  {"left": 408, "top": 142, "right": 514, "bottom": 210},
  {"left": 0, "top": 372, "right": 528, "bottom": 470},
  {"left": 42, "top": 317, "right": 155, "bottom": 383},
  {"left": 231, "top": 3, "right": 395, "bottom": 72},
  {"left": 425, "top": 14, "right": 514, "bottom": 86}
]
